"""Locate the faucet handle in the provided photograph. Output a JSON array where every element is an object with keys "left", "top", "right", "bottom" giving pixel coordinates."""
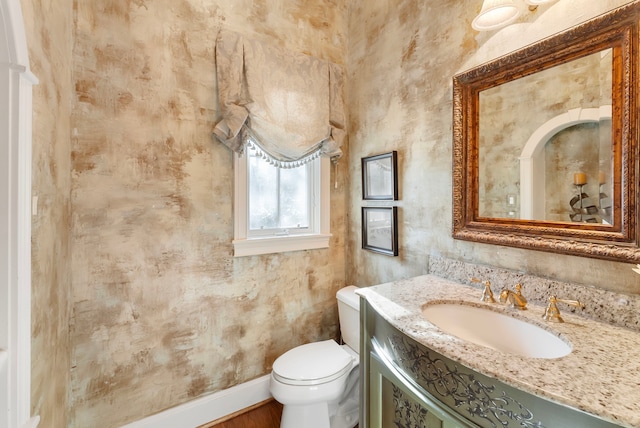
[
  {"left": 514, "top": 283, "right": 523, "bottom": 295},
  {"left": 471, "top": 277, "right": 496, "bottom": 303},
  {"left": 542, "top": 295, "right": 585, "bottom": 323}
]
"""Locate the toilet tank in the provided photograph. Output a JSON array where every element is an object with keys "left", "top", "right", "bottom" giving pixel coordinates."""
[{"left": 336, "top": 286, "right": 360, "bottom": 352}]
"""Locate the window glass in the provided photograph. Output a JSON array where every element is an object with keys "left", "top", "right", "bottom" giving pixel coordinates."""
[{"left": 248, "top": 146, "right": 310, "bottom": 232}]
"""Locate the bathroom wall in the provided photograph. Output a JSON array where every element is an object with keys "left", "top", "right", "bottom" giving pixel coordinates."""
[
  {"left": 21, "top": 0, "right": 74, "bottom": 427},
  {"left": 69, "top": 1, "right": 347, "bottom": 427},
  {"left": 22, "top": 0, "right": 640, "bottom": 427},
  {"left": 345, "top": 0, "right": 640, "bottom": 293}
]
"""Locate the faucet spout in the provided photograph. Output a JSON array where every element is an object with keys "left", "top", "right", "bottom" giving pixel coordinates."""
[{"left": 499, "top": 284, "right": 527, "bottom": 310}]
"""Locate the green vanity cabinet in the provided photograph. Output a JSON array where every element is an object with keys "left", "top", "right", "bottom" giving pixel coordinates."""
[
  {"left": 359, "top": 296, "right": 623, "bottom": 428},
  {"left": 361, "top": 296, "right": 477, "bottom": 428},
  {"left": 368, "top": 348, "right": 478, "bottom": 427}
]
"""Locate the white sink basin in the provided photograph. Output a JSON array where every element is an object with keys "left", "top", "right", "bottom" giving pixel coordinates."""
[{"left": 422, "top": 303, "right": 571, "bottom": 359}]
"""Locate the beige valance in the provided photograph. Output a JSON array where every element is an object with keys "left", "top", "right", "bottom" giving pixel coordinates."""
[{"left": 213, "top": 30, "right": 345, "bottom": 168}]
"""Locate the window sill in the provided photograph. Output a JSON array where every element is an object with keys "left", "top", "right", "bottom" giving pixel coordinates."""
[{"left": 233, "top": 234, "right": 331, "bottom": 257}]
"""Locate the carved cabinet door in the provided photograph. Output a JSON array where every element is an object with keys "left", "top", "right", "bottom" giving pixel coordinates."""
[{"left": 368, "top": 352, "right": 477, "bottom": 428}]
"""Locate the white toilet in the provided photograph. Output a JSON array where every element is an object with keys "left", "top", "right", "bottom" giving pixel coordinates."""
[{"left": 270, "top": 285, "right": 360, "bottom": 428}]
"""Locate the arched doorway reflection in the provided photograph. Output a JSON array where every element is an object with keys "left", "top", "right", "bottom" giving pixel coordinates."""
[{"left": 519, "top": 106, "right": 611, "bottom": 221}]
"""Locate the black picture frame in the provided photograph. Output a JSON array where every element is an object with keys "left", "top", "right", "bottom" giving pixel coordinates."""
[
  {"left": 362, "top": 151, "right": 398, "bottom": 200},
  {"left": 362, "top": 206, "right": 398, "bottom": 256}
]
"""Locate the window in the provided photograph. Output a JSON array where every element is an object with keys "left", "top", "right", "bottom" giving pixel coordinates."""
[
  {"left": 233, "top": 145, "right": 331, "bottom": 256},
  {"left": 214, "top": 31, "right": 344, "bottom": 257},
  {"left": 248, "top": 146, "right": 311, "bottom": 235}
]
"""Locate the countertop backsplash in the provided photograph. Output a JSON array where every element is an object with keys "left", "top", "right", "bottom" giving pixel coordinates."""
[{"left": 428, "top": 256, "right": 640, "bottom": 333}]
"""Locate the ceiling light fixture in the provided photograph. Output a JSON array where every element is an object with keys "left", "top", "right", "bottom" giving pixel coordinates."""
[
  {"left": 472, "top": 0, "right": 559, "bottom": 32},
  {"left": 524, "top": 0, "right": 556, "bottom": 5},
  {"left": 472, "top": 0, "right": 521, "bottom": 31}
]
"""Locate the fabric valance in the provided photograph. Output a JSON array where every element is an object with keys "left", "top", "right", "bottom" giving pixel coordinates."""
[{"left": 213, "top": 30, "right": 345, "bottom": 168}]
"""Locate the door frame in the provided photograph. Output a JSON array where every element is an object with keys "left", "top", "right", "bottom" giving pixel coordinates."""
[{"left": 0, "top": 0, "right": 38, "bottom": 427}]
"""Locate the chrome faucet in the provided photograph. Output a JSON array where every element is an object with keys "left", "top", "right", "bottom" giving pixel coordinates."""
[
  {"left": 499, "top": 283, "right": 527, "bottom": 310},
  {"left": 542, "top": 295, "right": 585, "bottom": 323}
]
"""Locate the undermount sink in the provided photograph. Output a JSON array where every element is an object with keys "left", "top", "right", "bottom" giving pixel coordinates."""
[{"left": 422, "top": 302, "right": 572, "bottom": 359}]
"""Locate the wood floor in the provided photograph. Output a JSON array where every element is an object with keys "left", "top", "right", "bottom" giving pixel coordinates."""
[
  {"left": 199, "top": 399, "right": 283, "bottom": 428},
  {"left": 199, "top": 399, "right": 359, "bottom": 428}
]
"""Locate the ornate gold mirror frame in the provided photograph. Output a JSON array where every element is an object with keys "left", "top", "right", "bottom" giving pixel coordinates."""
[{"left": 452, "top": 2, "right": 639, "bottom": 262}]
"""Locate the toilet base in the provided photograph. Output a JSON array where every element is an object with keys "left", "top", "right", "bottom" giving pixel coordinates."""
[{"left": 281, "top": 402, "right": 330, "bottom": 428}]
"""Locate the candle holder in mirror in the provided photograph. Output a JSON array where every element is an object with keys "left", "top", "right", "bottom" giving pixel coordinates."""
[{"left": 569, "top": 172, "right": 600, "bottom": 223}]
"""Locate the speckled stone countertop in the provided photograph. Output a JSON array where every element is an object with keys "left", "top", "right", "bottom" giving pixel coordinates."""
[{"left": 358, "top": 274, "right": 640, "bottom": 428}]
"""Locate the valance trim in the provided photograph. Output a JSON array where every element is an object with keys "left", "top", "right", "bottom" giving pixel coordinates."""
[{"left": 246, "top": 138, "right": 322, "bottom": 169}]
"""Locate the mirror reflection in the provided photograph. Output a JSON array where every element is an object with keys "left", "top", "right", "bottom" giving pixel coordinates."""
[{"left": 478, "top": 49, "right": 613, "bottom": 224}]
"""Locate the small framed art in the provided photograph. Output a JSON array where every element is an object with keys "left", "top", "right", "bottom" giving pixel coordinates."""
[
  {"left": 362, "top": 206, "right": 398, "bottom": 256},
  {"left": 362, "top": 151, "right": 398, "bottom": 200}
]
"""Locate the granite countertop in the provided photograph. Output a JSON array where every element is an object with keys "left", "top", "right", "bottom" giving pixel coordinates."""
[{"left": 357, "top": 274, "right": 640, "bottom": 428}]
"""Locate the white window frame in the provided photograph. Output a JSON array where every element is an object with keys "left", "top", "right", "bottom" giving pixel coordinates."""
[{"left": 233, "top": 152, "right": 331, "bottom": 257}]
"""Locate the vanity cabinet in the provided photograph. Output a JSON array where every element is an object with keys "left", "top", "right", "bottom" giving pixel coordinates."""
[
  {"left": 359, "top": 296, "right": 622, "bottom": 428},
  {"left": 368, "top": 349, "right": 476, "bottom": 427}
]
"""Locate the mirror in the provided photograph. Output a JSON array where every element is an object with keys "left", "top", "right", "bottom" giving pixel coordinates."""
[{"left": 452, "top": 2, "right": 639, "bottom": 262}]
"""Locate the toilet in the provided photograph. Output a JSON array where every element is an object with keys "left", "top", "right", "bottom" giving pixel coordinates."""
[{"left": 269, "top": 285, "right": 360, "bottom": 428}]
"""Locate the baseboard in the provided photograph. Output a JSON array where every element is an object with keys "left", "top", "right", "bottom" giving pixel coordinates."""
[
  {"left": 22, "top": 415, "right": 40, "bottom": 428},
  {"left": 121, "top": 374, "right": 272, "bottom": 428}
]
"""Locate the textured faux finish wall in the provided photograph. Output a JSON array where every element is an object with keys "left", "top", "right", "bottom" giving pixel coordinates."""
[
  {"left": 21, "top": 0, "right": 74, "bottom": 427},
  {"left": 345, "top": 0, "right": 640, "bottom": 293},
  {"left": 70, "top": 1, "right": 346, "bottom": 426}
]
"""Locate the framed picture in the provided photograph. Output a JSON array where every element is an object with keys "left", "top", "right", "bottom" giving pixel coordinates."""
[
  {"left": 362, "top": 151, "right": 398, "bottom": 200},
  {"left": 362, "top": 207, "right": 398, "bottom": 256}
]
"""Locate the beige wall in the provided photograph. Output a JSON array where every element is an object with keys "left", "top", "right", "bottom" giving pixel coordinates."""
[
  {"left": 23, "top": 0, "right": 640, "bottom": 427},
  {"left": 22, "top": 0, "right": 73, "bottom": 427},
  {"left": 68, "top": 1, "right": 347, "bottom": 427},
  {"left": 346, "top": 0, "right": 640, "bottom": 293}
]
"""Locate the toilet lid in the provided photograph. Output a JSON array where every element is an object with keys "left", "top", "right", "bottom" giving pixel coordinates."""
[{"left": 272, "top": 340, "right": 354, "bottom": 386}]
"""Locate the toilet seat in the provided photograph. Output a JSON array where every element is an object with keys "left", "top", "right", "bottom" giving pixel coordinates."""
[{"left": 272, "top": 340, "right": 354, "bottom": 386}]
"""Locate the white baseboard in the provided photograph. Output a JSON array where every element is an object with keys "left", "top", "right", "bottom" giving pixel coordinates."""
[
  {"left": 22, "top": 415, "right": 40, "bottom": 428},
  {"left": 121, "top": 374, "right": 272, "bottom": 428}
]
